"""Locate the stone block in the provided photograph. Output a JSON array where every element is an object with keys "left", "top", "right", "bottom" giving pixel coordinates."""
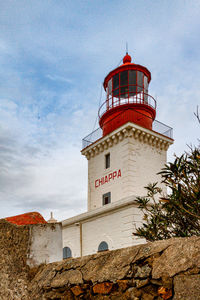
[
  {"left": 142, "top": 293, "right": 155, "bottom": 300},
  {"left": 117, "top": 279, "right": 129, "bottom": 291},
  {"left": 157, "top": 286, "right": 172, "bottom": 299},
  {"left": 124, "top": 287, "right": 142, "bottom": 298},
  {"left": 152, "top": 237, "right": 200, "bottom": 278},
  {"left": 50, "top": 269, "right": 83, "bottom": 287},
  {"left": 142, "top": 285, "right": 158, "bottom": 299},
  {"left": 93, "top": 282, "right": 114, "bottom": 294},
  {"left": 134, "top": 264, "right": 151, "bottom": 278},
  {"left": 71, "top": 285, "right": 84, "bottom": 296},
  {"left": 135, "top": 279, "right": 149, "bottom": 288},
  {"left": 173, "top": 274, "right": 200, "bottom": 300}
]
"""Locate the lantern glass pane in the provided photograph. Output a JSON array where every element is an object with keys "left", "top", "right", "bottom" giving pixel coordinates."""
[
  {"left": 144, "top": 76, "right": 148, "bottom": 92},
  {"left": 120, "top": 71, "right": 128, "bottom": 98},
  {"left": 113, "top": 73, "right": 119, "bottom": 90},
  {"left": 120, "top": 71, "right": 128, "bottom": 86},
  {"left": 137, "top": 71, "right": 143, "bottom": 93},
  {"left": 129, "top": 70, "right": 137, "bottom": 96},
  {"left": 108, "top": 79, "right": 112, "bottom": 95}
]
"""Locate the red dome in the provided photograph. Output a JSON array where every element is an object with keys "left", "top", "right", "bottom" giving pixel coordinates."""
[
  {"left": 99, "top": 53, "right": 156, "bottom": 136},
  {"left": 5, "top": 212, "right": 47, "bottom": 225},
  {"left": 123, "top": 53, "right": 132, "bottom": 64}
]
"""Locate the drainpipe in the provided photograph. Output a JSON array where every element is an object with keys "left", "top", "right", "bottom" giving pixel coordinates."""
[
  {"left": 80, "top": 222, "right": 83, "bottom": 257},
  {"left": 76, "top": 222, "right": 83, "bottom": 257}
]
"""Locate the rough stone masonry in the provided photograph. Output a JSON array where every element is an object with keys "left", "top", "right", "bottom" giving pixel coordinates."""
[{"left": 1, "top": 218, "right": 200, "bottom": 299}]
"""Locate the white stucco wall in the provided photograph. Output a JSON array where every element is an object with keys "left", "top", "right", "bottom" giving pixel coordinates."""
[
  {"left": 125, "top": 137, "right": 167, "bottom": 196},
  {"left": 27, "top": 223, "right": 62, "bottom": 267},
  {"left": 86, "top": 124, "right": 169, "bottom": 211},
  {"left": 62, "top": 223, "right": 80, "bottom": 258},
  {"left": 88, "top": 140, "right": 125, "bottom": 210},
  {"left": 81, "top": 205, "right": 145, "bottom": 256},
  {"left": 62, "top": 200, "right": 146, "bottom": 258}
]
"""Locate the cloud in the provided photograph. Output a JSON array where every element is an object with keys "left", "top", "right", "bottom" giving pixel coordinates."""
[
  {"left": 0, "top": 0, "right": 199, "bottom": 221},
  {"left": 46, "top": 74, "right": 73, "bottom": 84}
]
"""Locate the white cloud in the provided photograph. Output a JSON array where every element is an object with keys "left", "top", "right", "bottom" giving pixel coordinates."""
[
  {"left": 0, "top": 0, "right": 199, "bottom": 221},
  {"left": 46, "top": 74, "right": 73, "bottom": 84}
]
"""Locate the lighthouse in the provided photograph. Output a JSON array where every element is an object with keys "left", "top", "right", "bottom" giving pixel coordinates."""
[
  {"left": 82, "top": 53, "right": 173, "bottom": 211},
  {"left": 62, "top": 53, "right": 173, "bottom": 258}
]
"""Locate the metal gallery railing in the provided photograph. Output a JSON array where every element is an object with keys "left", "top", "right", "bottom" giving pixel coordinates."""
[
  {"left": 98, "top": 90, "right": 156, "bottom": 119},
  {"left": 82, "top": 109, "right": 173, "bottom": 149}
]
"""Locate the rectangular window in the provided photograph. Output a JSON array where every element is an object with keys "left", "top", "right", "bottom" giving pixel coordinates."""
[
  {"left": 105, "top": 153, "right": 110, "bottom": 169},
  {"left": 103, "top": 192, "right": 111, "bottom": 205}
]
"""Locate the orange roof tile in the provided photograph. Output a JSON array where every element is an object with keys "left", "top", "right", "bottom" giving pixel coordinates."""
[{"left": 5, "top": 212, "right": 47, "bottom": 225}]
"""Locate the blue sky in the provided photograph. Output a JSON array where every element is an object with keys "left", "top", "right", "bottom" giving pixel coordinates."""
[{"left": 0, "top": 0, "right": 199, "bottom": 221}]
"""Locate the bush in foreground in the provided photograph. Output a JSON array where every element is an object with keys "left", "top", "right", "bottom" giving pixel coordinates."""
[{"left": 135, "top": 112, "right": 200, "bottom": 242}]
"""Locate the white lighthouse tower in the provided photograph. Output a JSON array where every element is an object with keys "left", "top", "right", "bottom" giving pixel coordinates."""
[{"left": 62, "top": 53, "right": 173, "bottom": 258}]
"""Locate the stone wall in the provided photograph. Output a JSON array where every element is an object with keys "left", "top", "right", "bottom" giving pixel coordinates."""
[
  {"left": 0, "top": 219, "right": 30, "bottom": 299},
  {"left": 0, "top": 218, "right": 62, "bottom": 299},
  {"left": 29, "top": 236, "right": 200, "bottom": 300},
  {"left": 1, "top": 225, "right": 200, "bottom": 299}
]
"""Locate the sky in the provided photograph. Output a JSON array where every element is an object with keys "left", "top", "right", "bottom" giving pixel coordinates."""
[{"left": 0, "top": 0, "right": 199, "bottom": 221}]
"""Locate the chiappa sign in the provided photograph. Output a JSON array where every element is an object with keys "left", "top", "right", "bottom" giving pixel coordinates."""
[{"left": 95, "top": 169, "right": 121, "bottom": 188}]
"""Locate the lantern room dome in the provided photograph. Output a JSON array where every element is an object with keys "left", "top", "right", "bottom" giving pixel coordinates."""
[{"left": 99, "top": 53, "right": 156, "bottom": 136}]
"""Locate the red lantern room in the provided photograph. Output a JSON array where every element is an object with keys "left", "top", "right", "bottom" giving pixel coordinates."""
[{"left": 99, "top": 53, "right": 156, "bottom": 136}]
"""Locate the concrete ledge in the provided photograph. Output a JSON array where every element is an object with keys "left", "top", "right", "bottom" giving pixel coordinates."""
[{"left": 62, "top": 195, "right": 139, "bottom": 227}]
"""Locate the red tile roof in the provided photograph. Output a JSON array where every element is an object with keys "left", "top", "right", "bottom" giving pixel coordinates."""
[{"left": 5, "top": 212, "right": 47, "bottom": 225}]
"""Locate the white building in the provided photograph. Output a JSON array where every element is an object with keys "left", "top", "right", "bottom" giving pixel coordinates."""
[{"left": 62, "top": 53, "right": 173, "bottom": 258}]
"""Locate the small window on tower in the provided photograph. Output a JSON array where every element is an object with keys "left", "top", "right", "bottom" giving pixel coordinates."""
[
  {"left": 103, "top": 192, "right": 111, "bottom": 205},
  {"left": 105, "top": 153, "right": 110, "bottom": 169}
]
